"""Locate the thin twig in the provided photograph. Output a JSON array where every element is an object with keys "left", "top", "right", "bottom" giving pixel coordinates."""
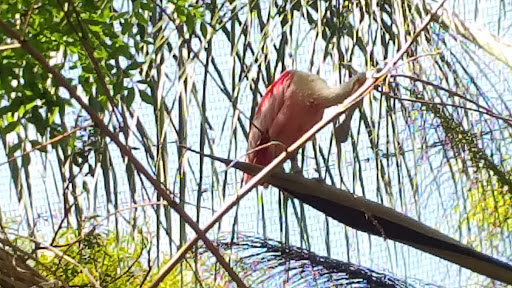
[
  {"left": 0, "top": 43, "right": 21, "bottom": 51},
  {"left": 395, "top": 51, "right": 442, "bottom": 67},
  {"left": 10, "top": 234, "right": 100, "bottom": 288},
  {"left": 0, "top": 19, "right": 248, "bottom": 288},
  {"left": 58, "top": 0, "right": 124, "bottom": 126},
  {"left": 21, "top": 0, "right": 39, "bottom": 38},
  {"left": 149, "top": 0, "right": 449, "bottom": 284},
  {"left": 0, "top": 124, "right": 93, "bottom": 167},
  {"left": 385, "top": 92, "right": 512, "bottom": 126},
  {"left": 392, "top": 74, "right": 512, "bottom": 127}
]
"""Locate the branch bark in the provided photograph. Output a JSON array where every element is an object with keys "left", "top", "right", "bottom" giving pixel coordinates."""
[
  {"left": 150, "top": 1, "right": 448, "bottom": 285},
  {"left": 199, "top": 151, "right": 512, "bottom": 285},
  {"left": 0, "top": 19, "right": 248, "bottom": 288}
]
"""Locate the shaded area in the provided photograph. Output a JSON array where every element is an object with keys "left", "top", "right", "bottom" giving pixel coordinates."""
[
  {"left": 215, "top": 234, "right": 442, "bottom": 288},
  {"left": 196, "top": 150, "right": 512, "bottom": 285},
  {"left": 0, "top": 239, "right": 58, "bottom": 288}
]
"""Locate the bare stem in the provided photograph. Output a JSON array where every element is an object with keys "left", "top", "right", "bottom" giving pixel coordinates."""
[
  {"left": 150, "top": 0, "right": 449, "bottom": 285},
  {"left": 0, "top": 19, "right": 248, "bottom": 288}
]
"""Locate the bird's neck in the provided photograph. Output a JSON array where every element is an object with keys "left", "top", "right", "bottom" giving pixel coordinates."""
[{"left": 317, "top": 73, "right": 366, "bottom": 107}]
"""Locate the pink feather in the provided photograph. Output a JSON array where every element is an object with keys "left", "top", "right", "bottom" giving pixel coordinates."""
[{"left": 244, "top": 70, "right": 367, "bottom": 187}]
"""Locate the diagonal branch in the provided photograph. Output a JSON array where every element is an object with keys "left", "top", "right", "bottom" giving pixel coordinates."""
[
  {"left": 392, "top": 74, "right": 512, "bottom": 127},
  {"left": 149, "top": 0, "right": 448, "bottom": 286},
  {"left": 0, "top": 124, "right": 93, "bottom": 167},
  {"left": 0, "top": 20, "right": 248, "bottom": 288},
  {"left": 191, "top": 149, "right": 512, "bottom": 285}
]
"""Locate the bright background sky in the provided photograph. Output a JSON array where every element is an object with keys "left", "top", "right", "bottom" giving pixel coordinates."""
[{"left": 1, "top": 1, "right": 511, "bottom": 287}]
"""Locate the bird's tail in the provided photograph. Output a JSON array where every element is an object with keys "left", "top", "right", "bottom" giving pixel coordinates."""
[{"left": 243, "top": 172, "right": 253, "bottom": 186}]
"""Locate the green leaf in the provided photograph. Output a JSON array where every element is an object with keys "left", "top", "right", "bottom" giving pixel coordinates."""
[
  {"left": 89, "top": 96, "right": 106, "bottom": 113},
  {"left": 200, "top": 22, "right": 208, "bottom": 38},
  {"left": 137, "top": 79, "right": 151, "bottom": 85},
  {"left": 0, "top": 106, "right": 11, "bottom": 118},
  {"left": 134, "top": 11, "right": 148, "bottom": 26},
  {"left": 7, "top": 96, "right": 24, "bottom": 114},
  {"left": 113, "top": 81, "right": 124, "bottom": 96},
  {"left": 30, "top": 140, "right": 47, "bottom": 152},
  {"left": 21, "top": 153, "right": 30, "bottom": 168},
  {"left": 2, "top": 121, "right": 19, "bottom": 135},
  {"left": 125, "top": 61, "right": 144, "bottom": 71},
  {"left": 125, "top": 87, "right": 135, "bottom": 107},
  {"left": 139, "top": 89, "right": 153, "bottom": 105},
  {"left": 111, "top": 42, "right": 131, "bottom": 58},
  {"left": 186, "top": 14, "right": 196, "bottom": 35},
  {"left": 7, "top": 141, "right": 22, "bottom": 156},
  {"left": 137, "top": 23, "right": 146, "bottom": 39},
  {"left": 28, "top": 108, "right": 47, "bottom": 135}
]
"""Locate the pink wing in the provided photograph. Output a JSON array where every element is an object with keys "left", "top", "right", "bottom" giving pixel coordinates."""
[{"left": 244, "top": 71, "right": 294, "bottom": 185}]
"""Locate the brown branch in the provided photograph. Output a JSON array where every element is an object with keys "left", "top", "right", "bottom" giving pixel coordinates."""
[
  {"left": 185, "top": 149, "right": 512, "bottom": 285},
  {"left": 384, "top": 90, "right": 512, "bottom": 126},
  {"left": 57, "top": 0, "right": 124, "bottom": 126},
  {"left": 5, "top": 234, "right": 99, "bottom": 288},
  {"left": 0, "top": 20, "right": 248, "bottom": 288},
  {"left": 0, "top": 124, "right": 93, "bottom": 167},
  {"left": 392, "top": 73, "right": 512, "bottom": 127},
  {"left": 0, "top": 43, "right": 21, "bottom": 51},
  {"left": 149, "top": 0, "right": 449, "bottom": 285}
]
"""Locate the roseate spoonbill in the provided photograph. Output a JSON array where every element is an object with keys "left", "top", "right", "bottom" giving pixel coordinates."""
[{"left": 244, "top": 70, "right": 368, "bottom": 186}]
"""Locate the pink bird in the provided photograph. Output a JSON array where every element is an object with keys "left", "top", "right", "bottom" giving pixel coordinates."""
[{"left": 244, "top": 70, "right": 368, "bottom": 187}]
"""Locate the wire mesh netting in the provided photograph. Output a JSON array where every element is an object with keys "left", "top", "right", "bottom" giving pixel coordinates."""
[{"left": 0, "top": 0, "right": 511, "bottom": 287}]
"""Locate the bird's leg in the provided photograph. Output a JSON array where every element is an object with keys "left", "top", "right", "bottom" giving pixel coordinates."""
[
  {"left": 290, "top": 156, "right": 325, "bottom": 184},
  {"left": 290, "top": 155, "right": 303, "bottom": 175}
]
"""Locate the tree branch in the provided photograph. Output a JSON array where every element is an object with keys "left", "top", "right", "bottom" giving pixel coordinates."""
[
  {"left": 192, "top": 149, "right": 512, "bottom": 285},
  {"left": 0, "top": 19, "right": 248, "bottom": 288},
  {"left": 150, "top": 0, "right": 448, "bottom": 284}
]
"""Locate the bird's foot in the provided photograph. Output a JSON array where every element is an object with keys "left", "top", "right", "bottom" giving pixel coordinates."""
[
  {"left": 291, "top": 164, "right": 303, "bottom": 176},
  {"left": 290, "top": 158, "right": 303, "bottom": 176},
  {"left": 311, "top": 177, "right": 326, "bottom": 184}
]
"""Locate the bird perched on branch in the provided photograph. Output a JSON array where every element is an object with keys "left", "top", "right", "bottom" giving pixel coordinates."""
[{"left": 244, "top": 70, "right": 369, "bottom": 187}]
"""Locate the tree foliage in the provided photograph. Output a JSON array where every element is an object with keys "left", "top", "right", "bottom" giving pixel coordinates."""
[{"left": 0, "top": 0, "right": 511, "bottom": 287}]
